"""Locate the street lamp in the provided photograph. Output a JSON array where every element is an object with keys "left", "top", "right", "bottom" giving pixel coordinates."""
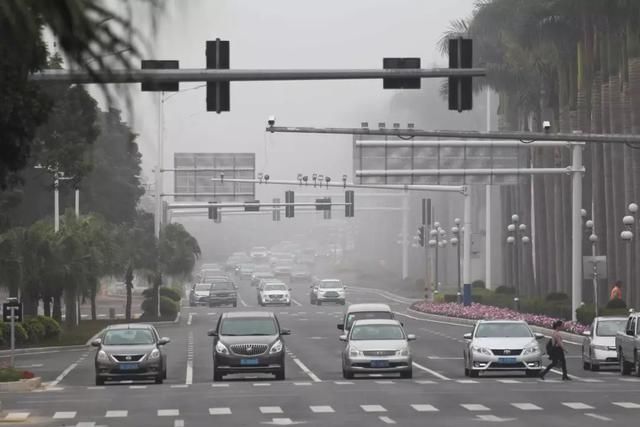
[
  {"left": 506, "top": 213, "right": 529, "bottom": 310},
  {"left": 429, "top": 223, "right": 447, "bottom": 292},
  {"left": 621, "top": 213, "right": 635, "bottom": 304},
  {"left": 584, "top": 216, "right": 600, "bottom": 316},
  {"left": 450, "top": 218, "right": 463, "bottom": 302}
]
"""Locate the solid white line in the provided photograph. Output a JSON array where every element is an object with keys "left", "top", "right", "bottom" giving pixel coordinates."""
[
  {"left": 412, "top": 361, "right": 451, "bottom": 380},
  {"left": 15, "top": 363, "right": 44, "bottom": 368},
  {"left": 291, "top": 298, "right": 303, "bottom": 307},
  {"left": 585, "top": 413, "right": 611, "bottom": 421},
  {"left": 186, "top": 332, "right": 194, "bottom": 385},
  {"left": 379, "top": 416, "right": 396, "bottom": 424},
  {"left": 48, "top": 358, "right": 80, "bottom": 389},
  {"left": 291, "top": 355, "right": 322, "bottom": 382},
  {"left": 187, "top": 313, "right": 193, "bottom": 326}
]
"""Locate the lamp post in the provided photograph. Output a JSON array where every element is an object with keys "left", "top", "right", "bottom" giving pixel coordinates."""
[
  {"left": 450, "top": 218, "right": 462, "bottom": 303},
  {"left": 428, "top": 222, "right": 447, "bottom": 293},
  {"left": 621, "top": 211, "right": 635, "bottom": 305},
  {"left": 583, "top": 216, "right": 600, "bottom": 317},
  {"left": 506, "top": 214, "right": 529, "bottom": 310}
]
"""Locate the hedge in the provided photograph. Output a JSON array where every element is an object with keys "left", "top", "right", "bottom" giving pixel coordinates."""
[
  {"left": 141, "top": 296, "right": 179, "bottom": 319},
  {"left": 142, "top": 287, "right": 182, "bottom": 302},
  {"left": 36, "top": 316, "right": 62, "bottom": 338},
  {"left": 23, "top": 318, "right": 45, "bottom": 343},
  {"left": 606, "top": 298, "right": 627, "bottom": 309},
  {"left": 0, "top": 322, "right": 29, "bottom": 344},
  {"left": 576, "top": 304, "right": 630, "bottom": 325}
]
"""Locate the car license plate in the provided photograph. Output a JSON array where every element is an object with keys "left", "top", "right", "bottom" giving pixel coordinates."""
[
  {"left": 240, "top": 358, "right": 259, "bottom": 366},
  {"left": 119, "top": 363, "right": 138, "bottom": 370},
  {"left": 498, "top": 357, "right": 517, "bottom": 364},
  {"left": 371, "top": 360, "right": 389, "bottom": 368}
]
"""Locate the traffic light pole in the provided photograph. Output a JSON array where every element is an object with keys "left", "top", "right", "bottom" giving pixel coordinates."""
[{"left": 10, "top": 306, "right": 15, "bottom": 366}]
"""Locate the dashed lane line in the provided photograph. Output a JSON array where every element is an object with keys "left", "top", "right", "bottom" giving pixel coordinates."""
[
  {"left": 47, "top": 351, "right": 89, "bottom": 389},
  {"left": 290, "top": 354, "right": 322, "bottom": 382},
  {"left": 585, "top": 413, "right": 612, "bottom": 421},
  {"left": 186, "top": 331, "right": 194, "bottom": 385},
  {"left": 187, "top": 313, "right": 193, "bottom": 326},
  {"left": 379, "top": 416, "right": 397, "bottom": 424},
  {"left": 105, "top": 410, "right": 128, "bottom": 418},
  {"left": 412, "top": 361, "right": 451, "bottom": 380},
  {"left": 291, "top": 298, "right": 303, "bottom": 307},
  {"left": 209, "top": 407, "right": 232, "bottom": 415}
]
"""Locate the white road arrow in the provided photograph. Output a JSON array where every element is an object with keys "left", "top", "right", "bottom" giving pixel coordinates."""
[
  {"left": 262, "top": 418, "right": 308, "bottom": 426},
  {"left": 476, "top": 415, "right": 517, "bottom": 423}
]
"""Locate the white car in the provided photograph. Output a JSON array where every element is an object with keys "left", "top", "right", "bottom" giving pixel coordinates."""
[
  {"left": 250, "top": 247, "right": 269, "bottom": 262},
  {"left": 258, "top": 282, "right": 291, "bottom": 306},
  {"left": 463, "top": 320, "right": 544, "bottom": 378},
  {"left": 310, "top": 279, "right": 346, "bottom": 305},
  {"left": 582, "top": 316, "right": 627, "bottom": 371}
]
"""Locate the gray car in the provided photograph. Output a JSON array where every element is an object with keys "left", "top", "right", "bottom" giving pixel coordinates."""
[
  {"left": 463, "top": 320, "right": 544, "bottom": 378},
  {"left": 92, "top": 324, "right": 170, "bottom": 385},
  {"left": 340, "top": 319, "right": 415, "bottom": 379}
]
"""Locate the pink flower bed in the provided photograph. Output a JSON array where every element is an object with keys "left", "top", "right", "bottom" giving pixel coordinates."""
[{"left": 411, "top": 301, "right": 588, "bottom": 335}]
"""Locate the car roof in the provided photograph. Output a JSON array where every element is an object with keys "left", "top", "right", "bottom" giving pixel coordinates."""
[
  {"left": 595, "top": 316, "right": 628, "bottom": 321},
  {"left": 476, "top": 320, "right": 528, "bottom": 324},
  {"left": 105, "top": 323, "right": 155, "bottom": 330},
  {"left": 351, "top": 319, "right": 402, "bottom": 327},
  {"left": 320, "top": 278, "right": 341, "bottom": 282},
  {"left": 346, "top": 303, "right": 392, "bottom": 313},
  {"left": 221, "top": 311, "right": 276, "bottom": 319}
]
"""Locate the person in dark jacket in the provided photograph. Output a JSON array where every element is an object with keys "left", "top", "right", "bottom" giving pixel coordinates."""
[{"left": 540, "top": 320, "right": 570, "bottom": 380}]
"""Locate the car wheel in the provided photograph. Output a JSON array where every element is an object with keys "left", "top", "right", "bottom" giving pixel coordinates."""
[
  {"left": 583, "top": 360, "right": 590, "bottom": 370},
  {"left": 155, "top": 375, "right": 163, "bottom": 384},
  {"left": 635, "top": 353, "right": 640, "bottom": 377},
  {"left": 275, "top": 366, "right": 285, "bottom": 381},
  {"left": 95, "top": 376, "right": 105, "bottom": 386},
  {"left": 400, "top": 369, "right": 413, "bottom": 379},
  {"left": 590, "top": 363, "right": 600, "bottom": 372},
  {"left": 342, "top": 367, "right": 354, "bottom": 379},
  {"left": 620, "top": 351, "right": 632, "bottom": 375},
  {"left": 469, "top": 370, "right": 479, "bottom": 378}
]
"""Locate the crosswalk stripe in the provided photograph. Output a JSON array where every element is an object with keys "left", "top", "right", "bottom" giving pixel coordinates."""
[
  {"left": 260, "top": 407, "right": 284, "bottom": 414},
  {"left": 511, "top": 403, "right": 543, "bottom": 411},
  {"left": 461, "top": 404, "right": 490, "bottom": 411},
  {"left": 456, "top": 380, "right": 478, "bottom": 384},
  {"left": 361, "top": 405, "right": 387, "bottom": 413},
  {"left": 4, "top": 413, "right": 30, "bottom": 422},
  {"left": 53, "top": 411, "right": 76, "bottom": 419},
  {"left": 105, "top": 410, "right": 128, "bottom": 418},
  {"left": 76, "top": 422, "right": 96, "bottom": 427},
  {"left": 375, "top": 380, "right": 395, "bottom": 384},
  {"left": 613, "top": 402, "right": 640, "bottom": 409},
  {"left": 310, "top": 406, "right": 335, "bottom": 413},
  {"left": 414, "top": 380, "right": 437, "bottom": 384},
  {"left": 209, "top": 408, "right": 232, "bottom": 415},
  {"left": 158, "top": 409, "right": 180, "bottom": 416},
  {"left": 562, "top": 402, "right": 594, "bottom": 410},
  {"left": 129, "top": 385, "right": 147, "bottom": 389},
  {"left": 497, "top": 379, "right": 521, "bottom": 384},
  {"left": 411, "top": 404, "right": 439, "bottom": 412},
  {"left": 379, "top": 416, "right": 396, "bottom": 424},
  {"left": 585, "top": 413, "right": 611, "bottom": 421}
]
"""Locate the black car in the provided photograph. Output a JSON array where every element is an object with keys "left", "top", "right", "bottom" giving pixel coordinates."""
[
  {"left": 208, "top": 311, "right": 290, "bottom": 381},
  {"left": 208, "top": 281, "right": 238, "bottom": 307},
  {"left": 92, "top": 323, "right": 170, "bottom": 385}
]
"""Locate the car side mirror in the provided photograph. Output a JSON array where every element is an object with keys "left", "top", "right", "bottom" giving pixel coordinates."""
[
  {"left": 91, "top": 338, "right": 102, "bottom": 347},
  {"left": 534, "top": 333, "right": 545, "bottom": 340},
  {"left": 158, "top": 337, "right": 171, "bottom": 345},
  {"left": 207, "top": 329, "right": 218, "bottom": 337},
  {"left": 337, "top": 324, "right": 344, "bottom": 330},
  {"left": 400, "top": 322, "right": 404, "bottom": 327},
  {"left": 339, "top": 334, "right": 348, "bottom": 341},
  {"left": 463, "top": 333, "right": 472, "bottom": 340},
  {"left": 407, "top": 334, "right": 416, "bottom": 341},
  {"left": 582, "top": 330, "right": 591, "bottom": 337},
  {"left": 627, "top": 329, "right": 634, "bottom": 336},
  {"left": 280, "top": 329, "right": 291, "bottom": 335}
]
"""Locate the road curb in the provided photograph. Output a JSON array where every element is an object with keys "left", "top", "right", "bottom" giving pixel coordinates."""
[{"left": 0, "top": 344, "right": 88, "bottom": 356}]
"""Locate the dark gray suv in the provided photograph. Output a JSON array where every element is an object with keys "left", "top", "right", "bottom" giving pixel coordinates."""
[{"left": 208, "top": 312, "right": 290, "bottom": 381}]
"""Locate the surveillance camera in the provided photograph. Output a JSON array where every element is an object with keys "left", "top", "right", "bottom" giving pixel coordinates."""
[
  {"left": 264, "top": 174, "right": 270, "bottom": 182},
  {"left": 543, "top": 120, "right": 551, "bottom": 131},
  {"left": 268, "top": 116, "right": 276, "bottom": 127}
]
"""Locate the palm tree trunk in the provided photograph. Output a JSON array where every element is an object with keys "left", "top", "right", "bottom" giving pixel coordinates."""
[
  {"left": 52, "top": 292, "right": 63, "bottom": 322},
  {"left": 125, "top": 264, "right": 134, "bottom": 320},
  {"left": 90, "top": 283, "right": 97, "bottom": 321},
  {"left": 64, "top": 290, "right": 77, "bottom": 325}
]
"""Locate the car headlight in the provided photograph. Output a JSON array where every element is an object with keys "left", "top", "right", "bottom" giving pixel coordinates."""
[
  {"left": 149, "top": 348, "right": 161, "bottom": 359},
  {"left": 349, "top": 347, "right": 362, "bottom": 358},
  {"left": 215, "top": 341, "right": 229, "bottom": 355},
  {"left": 522, "top": 344, "right": 539, "bottom": 355},
  {"left": 397, "top": 346, "right": 410, "bottom": 357},
  {"left": 471, "top": 346, "right": 492, "bottom": 356},
  {"left": 592, "top": 344, "right": 608, "bottom": 351},
  {"left": 270, "top": 340, "right": 284, "bottom": 354},
  {"left": 97, "top": 350, "right": 109, "bottom": 362}
]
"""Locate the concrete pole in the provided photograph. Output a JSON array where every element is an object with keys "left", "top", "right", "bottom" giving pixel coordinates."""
[
  {"left": 401, "top": 192, "right": 409, "bottom": 279},
  {"left": 54, "top": 176, "right": 60, "bottom": 233},
  {"left": 571, "top": 144, "right": 583, "bottom": 322},
  {"left": 485, "top": 88, "right": 492, "bottom": 289},
  {"left": 75, "top": 187, "right": 80, "bottom": 218},
  {"left": 463, "top": 190, "right": 472, "bottom": 290},
  {"left": 154, "top": 92, "right": 164, "bottom": 239}
]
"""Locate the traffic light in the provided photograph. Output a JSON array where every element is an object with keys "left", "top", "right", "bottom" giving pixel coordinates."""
[
  {"left": 206, "top": 39, "right": 230, "bottom": 113},
  {"left": 418, "top": 225, "right": 425, "bottom": 247},
  {"left": 272, "top": 198, "right": 281, "bottom": 221},
  {"left": 208, "top": 201, "right": 219, "bottom": 221},
  {"left": 448, "top": 37, "right": 473, "bottom": 112},
  {"left": 383, "top": 57, "right": 421, "bottom": 89},
  {"left": 244, "top": 200, "right": 260, "bottom": 212},
  {"left": 285, "top": 191, "right": 294, "bottom": 218},
  {"left": 141, "top": 60, "right": 179, "bottom": 92},
  {"left": 345, "top": 190, "right": 355, "bottom": 217},
  {"left": 315, "top": 197, "right": 331, "bottom": 211}
]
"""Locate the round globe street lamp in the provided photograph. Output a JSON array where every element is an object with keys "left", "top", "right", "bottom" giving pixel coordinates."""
[
  {"left": 451, "top": 219, "right": 463, "bottom": 302},
  {"left": 506, "top": 214, "right": 529, "bottom": 310},
  {"left": 583, "top": 214, "right": 600, "bottom": 317},
  {"left": 429, "top": 223, "right": 446, "bottom": 292},
  {"left": 622, "top": 204, "right": 637, "bottom": 305}
]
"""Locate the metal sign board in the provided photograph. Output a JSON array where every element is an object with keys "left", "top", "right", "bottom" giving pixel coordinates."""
[
  {"left": 353, "top": 138, "right": 524, "bottom": 185},
  {"left": 174, "top": 153, "right": 255, "bottom": 202},
  {"left": 2, "top": 301, "right": 22, "bottom": 322}
]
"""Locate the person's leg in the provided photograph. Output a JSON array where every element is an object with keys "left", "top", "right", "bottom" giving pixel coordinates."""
[
  {"left": 540, "top": 359, "right": 556, "bottom": 379},
  {"left": 560, "top": 352, "right": 569, "bottom": 379}
]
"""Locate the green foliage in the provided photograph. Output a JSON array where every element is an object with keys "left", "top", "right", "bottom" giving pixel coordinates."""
[
  {"left": 495, "top": 286, "right": 516, "bottom": 295},
  {"left": 22, "top": 318, "right": 45, "bottom": 343},
  {"left": 577, "top": 305, "right": 630, "bottom": 326},
  {"left": 141, "top": 296, "right": 179, "bottom": 319},
  {"left": 545, "top": 292, "right": 569, "bottom": 302},
  {"left": 0, "top": 367, "right": 23, "bottom": 382},
  {"left": 36, "top": 315, "right": 61, "bottom": 338},
  {"left": 606, "top": 298, "right": 627, "bottom": 309},
  {"left": 443, "top": 294, "right": 459, "bottom": 303},
  {"left": 1, "top": 323, "right": 29, "bottom": 344},
  {"left": 158, "top": 223, "right": 201, "bottom": 279},
  {"left": 471, "top": 280, "right": 486, "bottom": 289},
  {"left": 141, "top": 287, "right": 181, "bottom": 301}
]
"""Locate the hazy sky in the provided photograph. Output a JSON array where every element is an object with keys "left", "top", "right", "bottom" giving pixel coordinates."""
[{"left": 118, "top": 0, "right": 477, "bottom": 194}]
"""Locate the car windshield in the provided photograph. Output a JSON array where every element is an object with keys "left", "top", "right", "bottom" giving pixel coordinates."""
[
  {"left": 346, "top": 311, "right": 393, "bottom": 330},
  {"left": 103, "top": 329, "right": 155, "bottom": 345},
  {"left": 350, "top": 324, "right": 405, "bottom": 341},
  {"left": 220, "top": 318, "right": 277, "bottom": 336},
  {"left": 211, "top": 282, "right": 234, "bottom": 290},
  {"left": 264, "top": 284, "right": 288, "bottom": 291},
  {"left": 195, "top": 284, "right": 211, "bottom": 291},
  {"left": 475, "top": 323, "right": 533, "bottom": 338},
  {"left": 596, "top": 319, "right": 627, "bottom": 336},
  {"left": 319, "top": 281, "right": 341, "bottom": 288}
]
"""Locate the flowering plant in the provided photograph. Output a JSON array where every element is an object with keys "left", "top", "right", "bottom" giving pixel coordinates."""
[{"left": 21, "top": 370, "right": 35, "bottom": 379}]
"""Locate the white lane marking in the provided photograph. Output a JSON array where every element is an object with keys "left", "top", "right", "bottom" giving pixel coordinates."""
[
  {"left": 412, "top": 361, "right": 451, "bottom": 380},
  {"left": 290, "top": 355, "right": 322, "bottom": 382},
  {"left": 186, "top": 331, "right": 194, "bottom": 385},
  {"left": 253, "top": 383, "right": 272, "bottom": 387},
  {"left": 396, "top": 310, "right": 470, "bottom": 328},
  {"left": 129, "top": 385, "right": 147, "bottom": 389},
  {"left": 456, "top": 380, "right": 478, "bottom": 384},
  {"left": 550, "top": 369, "right": 589, "bottom": 381},
  {"left": 47, "top": 351, "right": 88, "bottom": 389},
  {"left": 207, "top": 312, "right": 217, "bottom": 316},
  {"left": 293, "top": 381, "right": 312, "bottom": 386},
  {"left": 238, "top": 295, "right": 249, "bottom": 307},
  {"left": 361, "top": 405, "right": 387, "bottom": 413},
  {"left": 511, "top": 403, "right": 542, "bottom": 411},
  {"left": 105, "top": 410, "right": 128, "bottom": 418},
  {"left": 375, "top": 380, "right": 395, "bottom": 384},
  {"left": 379, "top": 416, "right": 396, "bottom": 424},
  {"left": 158, "top": 409, "right": 180, "bottom": 416},
  {"left": 15, "top": 363, "right": 44, "bottom": 368},
  {"left": 585, "top": 413, "right": 611, "bottom": 421},
  {"left": 76, "top": 422, "right": 96, "bottom": 427},
  {"left": 461, "top": 404, "right": 490, "bottom": 411},
  {"left": 4, "top": 413, "right": 30, "bottom": 422},
  {"left": 260, "top": 406, "right": 284, "bottom": 414},
  {"left": 187, "top": 313, "right": 193, "bottom": 325},
  {"left": 562, "top": 402, "right": 594, "bottom": 410},
  {"left": 411, "top": 404, "right": 439, "bottom": 412},
  {"left": 613, "top": 402, "right": 640, "bottom": 409},
  {"left": 334, "top": 381, "right": 354, "bottom": 385},
  {"left": 291, "top": 298, "right": 302, "bottom": 307},
  {"left": 427, "top": 356, "right": 463, "bottom": 360},
  {"left": 476, "top": 415, "right": 517, "bottom": 422},
  {"left": 497, "top": 379, "right": 521, "bottom": 384},
  {"left": 53, "top": 411, "right": 77, "bottom": 419},
  {"left": 310, "top": 406, "right": 335, "bottom": 413},
  {"left": 209, "top": 407, "right": 232, "bottom": 415},
  {"left": 414, "top": 380, "right": 437, "bottom": 384},
  {"left": 174, "top": 420, "right": 185, "bottom": 427},
  {"left": 212, "top": 383, "right": 229, "bottom": 387},
  {"left": 171, "top": 384, "right": 188, "bottom": 388},
  {"left": 619, "top": 378, "right": 640, "bottom": 382},
  {"left": 87, "top": 386, "right": 105, "bottom": 390}
]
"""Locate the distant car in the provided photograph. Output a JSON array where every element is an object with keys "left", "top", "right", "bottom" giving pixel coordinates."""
[
  {"left": 272, "top": 262, "right": 293, "bottom": 279},
  {"left": 250, "top": 247, "right": 270, "bottom": 262},
  {"left": 208, "top": 281, "right": 238, "bottom": 308},
  {"left": 190, "top": 283, "right": 213, "bottom": 306},
  {"left": 208, "top": 311, "right": 290, "bottom": 381},
  {"left": 92, "top": 323, "right": 170, "bottom": 385},
  {"left": 582, "top": 316, "right": 626, "bottom": 371},
  {"left": 463, "top": 320, "right": 544, "bottom": 378},
  {"left": 259, "top": 282, "right": 291, "bottom": 306},
  {"left": 238, "top": 264, "right": 255, "bottom": 279},
  {"left": 338, "top": 303, "right": 394, "bottom": 333},
  {"left": 310, "top": 279, "right": 345, "bottom": 305},
  {"left": 225, "top": 254, "right": 250, "bottom": 272},
  {"left": 290, "top": 266, "right": 311, "bottom": 282},
  {"left": 256, "top": 278, "right": 284, "bottom": 300},
  {"left": 251, "top": 271, "right": 275, "bottom": 287},
  {"left": 340, "top": 319, "right": 415, "bottom": 379}
]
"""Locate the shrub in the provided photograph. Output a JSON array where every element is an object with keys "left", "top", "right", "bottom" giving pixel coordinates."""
[
  {"left": 576, "top": 304, "right": 596, "bottom": 325},
  {"left": 471, "top": 280, "right": 486, "bottom": 289},
  {"left": 36, "top": 316, "right": 62, "bottom": 339},
  {"left": 0, "top": 367, "right": 22, "bottom": 382},
  {"left": 1, "top": 323, "right": 29, "bottom": 344},
  {"left": 601, "top": 307, "right": 630, "bottom": 317},
  {"left": 141, "top": 296, "right": 179, "bottom": 319},
  {"left": 23, "top": 318, "right": 45, "bottom": 343},
  {"left": 495, "top": 286, "right": 516, "bottom": 295},
  {"left": 606, "top": 298, "right": 627, "bottom": 309},
  {"left": 443, "top": 294, "right": 459, "bottom": 303},
  {"left": 471, "top": 294, "right": 484, "bottom": 304},
  {"left": 160, "top": 287, "right": 182, "bottom": 302},
  {"left": 545, "top": 292, "right": 569, "bottom": 302}
]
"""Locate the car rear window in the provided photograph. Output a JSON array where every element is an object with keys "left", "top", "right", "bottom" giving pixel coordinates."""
[
  {"left": 103, "top": 329, "right": 155, "bottom": 345},
  {"left": 220, "top": 318, "right": 277, "bottom": 336},
  {"left": 346, "top": 311, "right": 393, "bottom": 330}
]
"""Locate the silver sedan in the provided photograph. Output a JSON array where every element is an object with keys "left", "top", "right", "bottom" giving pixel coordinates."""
[{"left": 463, "top": 320, "right": 544, "bottom": 377}]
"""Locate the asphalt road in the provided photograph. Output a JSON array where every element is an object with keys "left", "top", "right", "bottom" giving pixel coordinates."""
[{"left": 2, "top": 274, "right": 640, "bottom": 426}]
